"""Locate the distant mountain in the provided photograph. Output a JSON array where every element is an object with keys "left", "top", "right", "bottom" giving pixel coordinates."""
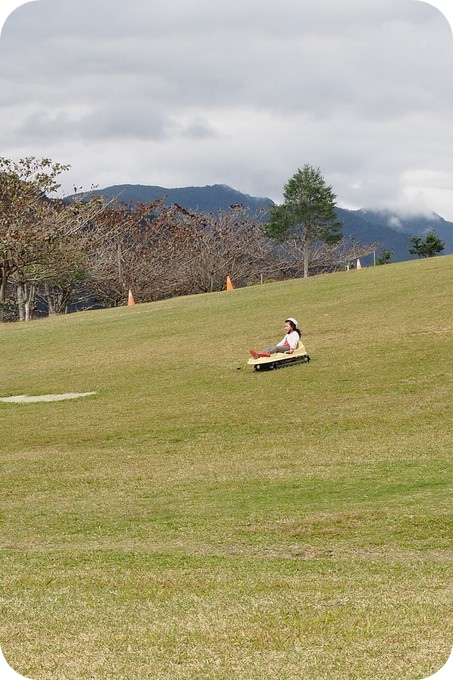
[
  {"left": 79, "top": 183, "right": 453, "bottom": 265},
  {"left": 339, "top": 207, "right": 453, "bottom": 265},
  {"left": 85, "top": 183, "right": 273, "bottom": 214}
]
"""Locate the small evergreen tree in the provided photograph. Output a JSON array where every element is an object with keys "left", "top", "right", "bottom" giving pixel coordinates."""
[
  {"left": 264, "top": 165, "right": 342, "bottom": 277},
  {"left": 409, "top": 231, "right": 445, "bottom": 258},
  {"left": 376, "top": 249, "right": 392, "bottom": 265}
]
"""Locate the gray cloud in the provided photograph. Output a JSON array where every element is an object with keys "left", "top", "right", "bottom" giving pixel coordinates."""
[{"left": 0, "top": 0, "right": 453, "bottom": 217}]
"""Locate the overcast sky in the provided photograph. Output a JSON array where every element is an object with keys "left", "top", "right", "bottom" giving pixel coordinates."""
[{"left": 1, "top": 0, "right": 453, "bottom": 219}]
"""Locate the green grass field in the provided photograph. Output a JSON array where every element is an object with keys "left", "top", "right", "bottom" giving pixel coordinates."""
[{"left": 1, "top": 256, "right": 452, "bottom": 679}]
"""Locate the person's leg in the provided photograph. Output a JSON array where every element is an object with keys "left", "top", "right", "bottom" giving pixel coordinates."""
[
  {"left": 250, "top": 344, "right": 288, "bottom": 358},
  {"left": 250, "top": 349, "right": 271, "bottom": 358},
  {"left": 265, "top": 345, "right": 287, "bottom": 354}
]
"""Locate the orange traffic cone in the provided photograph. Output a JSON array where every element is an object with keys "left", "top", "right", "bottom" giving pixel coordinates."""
[
  {"left": 356, "top": 258, "right": 362, "bottom": 270},
  {"left": 226, "top": 276, "right": 234, "bottom": 290},
  {"left": 128, "top": 289, "right": 135, "bottom": 305}
]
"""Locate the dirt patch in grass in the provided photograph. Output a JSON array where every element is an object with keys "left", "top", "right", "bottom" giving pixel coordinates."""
[{"left": 0, "top": 392, "right": 96, "bottom": 403}]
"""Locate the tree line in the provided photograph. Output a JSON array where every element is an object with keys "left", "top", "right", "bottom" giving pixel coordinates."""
[{"left": 1, "top": 158, "right": 383, "bottom": 322}]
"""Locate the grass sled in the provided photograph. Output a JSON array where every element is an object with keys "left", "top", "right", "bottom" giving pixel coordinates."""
[{"left": 247, "top": 341, "right": 311, "bottom": 371}]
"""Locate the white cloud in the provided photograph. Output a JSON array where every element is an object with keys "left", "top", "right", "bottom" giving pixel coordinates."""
[{"left": 1, "top": 0, "right": 453, "bottom": 218}]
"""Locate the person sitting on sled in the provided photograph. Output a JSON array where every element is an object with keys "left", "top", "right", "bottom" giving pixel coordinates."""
[{"left": 250, "top": 318, "right": 301, "bottom": 359}]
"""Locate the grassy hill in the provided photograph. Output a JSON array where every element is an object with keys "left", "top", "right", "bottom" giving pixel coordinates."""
[{"left": 1, "top": 257, "right": 452, "bottom": 679}]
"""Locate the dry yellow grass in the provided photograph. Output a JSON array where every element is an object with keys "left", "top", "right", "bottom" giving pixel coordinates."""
[{"left": 1, "top": 256, "right": 452, "bottom": 678}]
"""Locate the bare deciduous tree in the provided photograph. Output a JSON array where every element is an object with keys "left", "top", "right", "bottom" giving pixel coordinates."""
[
  {"left": 0, "top": 157, "right": 110, "bottom": 320},
  {"left": 169, "top": 204, "right": 275, "bottom": 294}
]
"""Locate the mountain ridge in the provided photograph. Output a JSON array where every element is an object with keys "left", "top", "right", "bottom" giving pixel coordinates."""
[{"left": 80, "top": 183, "right": 453, "bottom": 264}]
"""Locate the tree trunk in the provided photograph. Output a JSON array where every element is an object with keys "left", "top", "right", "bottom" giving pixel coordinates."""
[
  {"left": 16, "top": 283, "right": 25, "bottom": 321},
  {"left": 0, "top": 274, "right": 5, "bottom": 322},
  {"left": 303, "top": 233, "right": 309, "bottom": 278},
  {"left": 16, "top": 282, "right": 36, "bottom": 321},
  {"left": 44, "top": 282, "right": 56, "bottom": 315}
]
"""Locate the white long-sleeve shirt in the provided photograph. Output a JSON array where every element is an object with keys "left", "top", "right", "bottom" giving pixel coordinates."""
[{"left": 278, "top": 330, "right": 300, "bottom": 350}]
